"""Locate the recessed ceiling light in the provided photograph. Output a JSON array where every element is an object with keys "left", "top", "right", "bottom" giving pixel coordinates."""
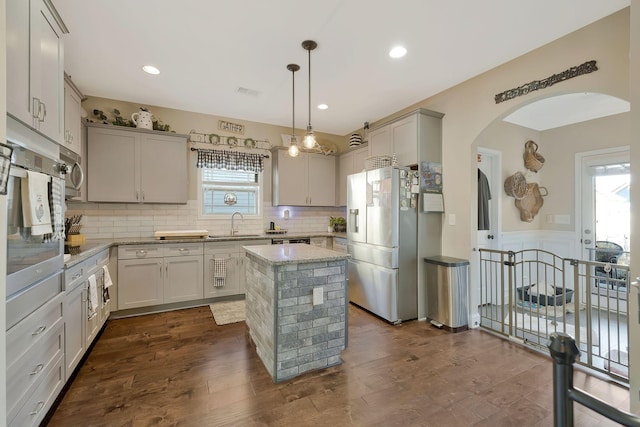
[
  {"left": 317, "top": 104, "right": 328, "bottom": 110},
  {"left": 142, "top": 65, "right": 160, "bottom": 75},
  {"left": 389, "top": 46, "right": 407, "bottom": 59}
]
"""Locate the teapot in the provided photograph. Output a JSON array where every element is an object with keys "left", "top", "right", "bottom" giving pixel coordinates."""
[{"left": 131, "top": 108, "right": 153, "bottom": 129}]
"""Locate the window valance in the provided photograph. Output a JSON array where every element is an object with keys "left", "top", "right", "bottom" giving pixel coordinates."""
[{"left": 194, "top": 148, "right": 265, "bottom": 173}]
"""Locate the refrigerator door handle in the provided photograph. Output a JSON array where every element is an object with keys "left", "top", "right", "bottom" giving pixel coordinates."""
[{"left": 349, "top": 209, "right": 359, "bottom": 233}]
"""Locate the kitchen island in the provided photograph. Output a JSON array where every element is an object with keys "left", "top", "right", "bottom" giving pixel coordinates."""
[{"left": 243, "top": 243, "right": 350, "bottom": 382}]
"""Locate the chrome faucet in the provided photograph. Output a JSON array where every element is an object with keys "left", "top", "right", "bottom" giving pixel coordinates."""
[{"left": 231, "top": 211, "right": 244, "bottom": 236}]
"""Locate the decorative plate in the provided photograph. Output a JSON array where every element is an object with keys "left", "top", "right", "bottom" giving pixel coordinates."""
[
  {"left": 227, "top": 136, "right": 238, "bottom": 147},
  {"left": 244, "top": 138, "right": 256, "bottom": 148},
  {"left": 209, "top": 133, "right": 220, "bottom": 144}
]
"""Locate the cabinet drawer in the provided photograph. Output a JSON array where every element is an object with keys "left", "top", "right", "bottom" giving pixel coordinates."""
[
  {"left": 64, "top": 261, "right": 86, "bottom": 291},
  {"left": 205, "top": 242, "right": 239, "bottom": 255},
  {"left": 164, "top": 243, "right": 204, "bottom": 257},
  {"left": 7, "top": 322, "right": 64, "bottom": 421},
  {"left": 85, "top": 249, "right": 110, "bottom": 273},
  {"left": 118, "top": 245, "right": 163, "bottom": 260},
  {"left": 8, "top": 355, "right": 64, "bottom": 427},
  {"left": 7, "top": 293, "right": 64, "bottom": 367}
]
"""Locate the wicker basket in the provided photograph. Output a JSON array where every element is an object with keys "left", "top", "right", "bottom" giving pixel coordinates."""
[
  {"left": 364, "top": 155, "right": 392, "bottom": 170},
  {"left": 504, "top": 172, "right": 527, "bottom": 200},
  {"left": 523, "top": 140, "right": 545, "bottom": 173},
  {"left": 515, "top": 183, "right": 547, "bottom": 222}
]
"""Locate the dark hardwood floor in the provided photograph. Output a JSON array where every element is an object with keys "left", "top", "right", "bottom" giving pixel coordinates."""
[{"left": 47, "top": 304, "right": 630, "bottom": 426}]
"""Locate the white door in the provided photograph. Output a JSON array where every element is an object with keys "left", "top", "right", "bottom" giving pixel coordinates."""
[
  {"left": 578, "top": 149, "right": 630, "bottom": 262},
  {"left": 475, "top": 148, "right": 502, "bottom": 318}
]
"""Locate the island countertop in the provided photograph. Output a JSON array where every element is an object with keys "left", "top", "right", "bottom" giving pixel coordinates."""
[{"left": 243, "top": 243, "right": 350, "bottom": 265}]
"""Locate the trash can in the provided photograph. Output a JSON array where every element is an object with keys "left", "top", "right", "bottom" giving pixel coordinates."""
[{"left": 424, "top": 256, "right": 469, "bottom": 332}]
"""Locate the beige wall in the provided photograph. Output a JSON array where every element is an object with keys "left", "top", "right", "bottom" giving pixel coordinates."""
[{"left": 358, "top": 8, "right": 630, "bottom": 259}]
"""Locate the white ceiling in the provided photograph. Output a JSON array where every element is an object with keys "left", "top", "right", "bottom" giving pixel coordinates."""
[{"left": 55, "top": 0, "right": 630, "bottom": 136}]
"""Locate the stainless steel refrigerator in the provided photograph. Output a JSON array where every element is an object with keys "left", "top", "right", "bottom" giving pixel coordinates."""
[{"left": 347, "top": 166, "right": 418, "bottom": 323}]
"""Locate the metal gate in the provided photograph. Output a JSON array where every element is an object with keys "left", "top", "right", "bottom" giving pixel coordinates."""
[{"left": 479, "top": 248, "right": 630, "bottom": 382}]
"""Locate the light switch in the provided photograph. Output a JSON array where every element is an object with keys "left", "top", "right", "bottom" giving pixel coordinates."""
[
  {"left": 313, "top": 287, "right": 323, "bottom": 305},
  {"left": 448, "top": 214, "right": 456, "bottom": 226}
]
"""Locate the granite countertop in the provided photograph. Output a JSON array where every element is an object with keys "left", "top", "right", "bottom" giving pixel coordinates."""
[
  {"left": 243, "top": 243, "right": 350, "bottom": 266},
  {"left": 64, "top": 232, "right": 348, "bottom": 268}
]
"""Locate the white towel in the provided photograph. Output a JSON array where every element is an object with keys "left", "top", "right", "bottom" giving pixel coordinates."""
[
  {"left": 88, "top": 274, "right": 98, "bottom": 319},
  {"left": 21, "top": 171, "right": 53, "bottom": 236},
  {"left": 102, "top": 265, "right": 113, "bottom": 289},
  {"left": 213, "top": 258, "right": 226, "bottom": 287}
]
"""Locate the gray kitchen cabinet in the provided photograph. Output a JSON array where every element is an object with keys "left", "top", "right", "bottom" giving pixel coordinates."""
[
  {"left": 63, "top": 248, "right": 111, "bottom": 379},
  {"left": 367, "top": 109, "right": 444, "bottom": 167},
  {"left": 204, "top": 240, "right": 271, "bottom": 297},
  {"left": 272, "top": 149, "right": 336, "bottom": 206},
  {"left": 87, "top": 123, "right": 188, "bottom": 203},
  {"left": 63, "top": 74, "right": 84, "bottom": 155},
  {"left": 118, "top": 244, "right": 204, "bottom": 309},
  {"left": 6, "top": 293, "right": 65, "bottom": 426},
  {"left": 337, "top": 145, "right": 368, "bottom": 206},
  {"left": 7, "top": 0, "right": 67, "bottom": 144}
]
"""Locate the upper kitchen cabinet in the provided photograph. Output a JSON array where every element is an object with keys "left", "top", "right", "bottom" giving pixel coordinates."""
[
  {"left": 272, "top": 149, "right": 336, "bottom": 206},
  {"left": 367, "top": 109, "right": 444, "bottom": 167},
  {"left": 337, "top": 145, "right": 368, "bottom": 206},
  {"left": 87, "top": 124, "right": 189, "bottom": 203},
  {"left": 7, "top": 0, "right": 67, "bottom": 144},
  {"left": 63, "top": 74, "right": 84, "bottom": 155}
]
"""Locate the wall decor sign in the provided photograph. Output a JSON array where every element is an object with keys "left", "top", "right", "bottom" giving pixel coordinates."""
[
  {"left": 494, "top": 60, "right": 598, "bottom": 104},
  {"left": 218, "top": 120, "right": 245, "bottom": 135}
]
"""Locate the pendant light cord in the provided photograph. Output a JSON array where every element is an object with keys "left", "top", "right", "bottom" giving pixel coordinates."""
[{"left": 307, "top": 47, "right": 311, "bottom": 128}]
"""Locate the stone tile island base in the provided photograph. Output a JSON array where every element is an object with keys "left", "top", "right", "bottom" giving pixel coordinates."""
[{"left": 243, "top": 244, "right": 350, "bottom": 382}]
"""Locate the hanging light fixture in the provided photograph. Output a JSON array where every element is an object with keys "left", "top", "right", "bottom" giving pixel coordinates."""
[
  {"left": 302, "top": 40, "right": 318, "bottom": 149},
  {"left": 287, "top": 63, "right": 300, "bottom": 157}
]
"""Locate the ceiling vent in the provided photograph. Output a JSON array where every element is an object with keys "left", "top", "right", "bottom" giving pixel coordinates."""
[{"left": 236, "top": 87, "right": 261, "bottom": 97}]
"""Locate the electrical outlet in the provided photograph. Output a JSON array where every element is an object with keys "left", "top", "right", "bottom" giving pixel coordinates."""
[{"left": 313, "top": 287, "right": 323, "bottom": 305}]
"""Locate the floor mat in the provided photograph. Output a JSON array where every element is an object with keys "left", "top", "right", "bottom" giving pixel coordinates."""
[{"left": 209, "top": 300, "right": 245, "bottom": 325}]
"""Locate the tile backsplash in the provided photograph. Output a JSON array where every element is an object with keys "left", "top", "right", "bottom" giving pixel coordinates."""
[{"left": 66, "top": 200, "right": 346, "bottom": 239}]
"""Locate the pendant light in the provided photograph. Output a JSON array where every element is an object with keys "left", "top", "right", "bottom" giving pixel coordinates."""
[
  {"left": 287, "top": 63, "right": 300, "bottom": 157},
  {"left": 302, "top": 40, "right": 318, "bottom": 149}
]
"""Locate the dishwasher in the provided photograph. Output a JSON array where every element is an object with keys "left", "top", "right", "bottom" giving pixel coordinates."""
[{"left": 271, "top": 238, "right": 311, "bottom": 245}]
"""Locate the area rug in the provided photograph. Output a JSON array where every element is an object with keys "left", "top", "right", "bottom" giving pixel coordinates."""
[{"left": 209, "top": 300, "right": 245, "bottom": 325}]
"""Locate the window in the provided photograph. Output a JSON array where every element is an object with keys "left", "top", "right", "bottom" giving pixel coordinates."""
[{"left": 200, "top": 168, "right": 261, "bottom": 216}]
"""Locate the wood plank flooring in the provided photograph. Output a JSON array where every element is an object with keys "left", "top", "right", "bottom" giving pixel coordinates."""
[{"left": 46, "top": 304, "right": 631, "bottom": 426}]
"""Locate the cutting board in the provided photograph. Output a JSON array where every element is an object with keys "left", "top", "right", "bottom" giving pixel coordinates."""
[{"left": 154, "top": 230, "right": 209, "bottom": 240}]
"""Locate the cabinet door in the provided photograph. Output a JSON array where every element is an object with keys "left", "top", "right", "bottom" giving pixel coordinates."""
[
  {"left": 6, "top": 0, "right": 33, "bottom": 126},
  {"left": 164, "top": 255, "right": 204, "bottom": 303},
  {"left": 30, "top": 0, "right": 65, "bottom": 143},
  {"left": 118, "top": 258, "right": 163, "bottom": 309},
  {"left": 274, "top": 150, "right": 308, "bottom": 205},
  {"left": 337, "top": 152, "right": 353, "bottom": 207},
  {"left": 139, "top": 134, "right": 187, "bottom": 203},
  {"left": 63, "top": 282, "right": 85, "bottom": 380},
  {"left": 63, "top": 80, "right": 83, "bottom": 155},
  {"left": 87, "top": 127, "right": 138, "bottom": 202},
  {"left": 205, "top": 253, "right": 241, "bottom": 297},
  {"left": 353, "top": 147, "right": 369, "bottom": 173},
  {"left": 391, "top": 114, "right": 418, "bottom": 166},
  {"left": 368, "top": 126, "right": 391, "bottom": 158},
  {"left": 307, "top": 153, "right": 335, "bottom": 206}
]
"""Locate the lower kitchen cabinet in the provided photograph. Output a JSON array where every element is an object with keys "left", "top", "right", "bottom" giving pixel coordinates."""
[
  {"left": 118, "top": 243, "right": 204, "bottom": 309},
  {"left": 6, "top": 293, "right": 64, "bottom": 426},
  {"left": 204, "top": 240, "right": 271, "bottom": 297}
]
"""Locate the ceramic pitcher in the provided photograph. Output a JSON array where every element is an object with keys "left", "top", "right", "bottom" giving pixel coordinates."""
[{"left": 131, "top": 109, "right": 153, "bottom": 129}]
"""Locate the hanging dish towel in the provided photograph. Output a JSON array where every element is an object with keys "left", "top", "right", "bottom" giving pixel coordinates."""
[
  {"left": 213, "top": 258, "right": 226, "bottom": 287},
  {"left": 44, "top": 177, "right": 65, "bottom": 242},
  {"left": 88, "top": 274, "right": 98, "bottom": 319},
  {"left": 21, "top": 170, "right": 53, "bottom": 236},
  {"left": 102, "top": 265, "right": 113, "bottom": 303}
]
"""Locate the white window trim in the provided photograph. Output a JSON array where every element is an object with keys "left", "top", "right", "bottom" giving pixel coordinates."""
[{"left": 197, "top": 168, "right": 263, "bottom": 219}]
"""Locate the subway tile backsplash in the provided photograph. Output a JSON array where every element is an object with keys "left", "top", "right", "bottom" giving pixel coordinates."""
[{"left": 66, "top": 200, "right": 346, "bottom": 239}]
